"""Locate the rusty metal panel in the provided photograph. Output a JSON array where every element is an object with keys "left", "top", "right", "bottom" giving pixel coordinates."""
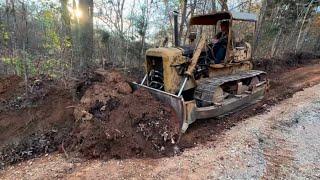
[{"left": 195, "top": 87, "right": 265, "bottom": 120}]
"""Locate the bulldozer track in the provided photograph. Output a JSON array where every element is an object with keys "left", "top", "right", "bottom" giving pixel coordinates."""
[{"left": 194, "top": 70, "right": 267, "bottom": 106}]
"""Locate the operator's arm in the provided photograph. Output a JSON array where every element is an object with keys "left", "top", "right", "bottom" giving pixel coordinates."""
[
  {"left": 212, "top": 32, "right": 228, "bottom": 46},
  {"left": 215, "top": 32, "right": 223, "bottom": 39},
  {"left": 212, "top": 32, "right": 222, "bottom": 43}
]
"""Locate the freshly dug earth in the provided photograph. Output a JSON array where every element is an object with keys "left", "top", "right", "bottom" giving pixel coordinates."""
[
  {"left": 0, "top": 70, "right": 180, "bottom": 168},
  {"left": 69, "top": 70, "right": 180, "bottom": 160},
  {"left": 0, "top": 76, "right": 75, "bottom": 169}
]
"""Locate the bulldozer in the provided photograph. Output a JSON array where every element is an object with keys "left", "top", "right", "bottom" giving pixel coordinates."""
[{"left": 130, "top": 11, "right": 268, "bottom": 133}]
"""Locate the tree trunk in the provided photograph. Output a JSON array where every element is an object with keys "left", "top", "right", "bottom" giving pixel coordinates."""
[
  {"left": 60, "top": 0, "right": 72, "bottom": 36},
  {"left": 183, "top": 0, "right": 197, "bottom": 45},
  {"left": 179, "top": 0, "right": 187, "bottom": 44},
  {"left": 4, "top": 0, "right": 10, "bottom": 74},
  {"left": 211, "top": 0, "right": 216, "bottom": 12},
  {"left": 314, "top": 34, "right": 320, "bottom": 52},
  {"left": 271, "top": 27, "right": 282, "bottom": 57},
  {"left": 295, "top": 0, "right": 315, "bottom": 53},
  {"left": 218, "top": 0, "right": 228, "bottom": 11},
  {"left": 60, "top": 0, "right": 73, "bottom": 75},
  {"left": 140, "top": 0, "right": 150, "bottom": 64},
  {"left": 248, "top": 0, "right": 252, "bottom": 12},
  {"left": 163, "top": 0, "right": 174, "bottom": 45},
  {"left": 21, "top": 1, "right": 29, "bottom": 97},
  {"left": 78, "top": 0, "right": 94, "bottom": 73},
  {"left": 253, "top": 0, "right": 270, "bottom": 57}
]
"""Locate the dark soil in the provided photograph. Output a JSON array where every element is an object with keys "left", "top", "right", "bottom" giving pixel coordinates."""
[{"left": 68, "top": 70, "right": 180, "bottom": 160}]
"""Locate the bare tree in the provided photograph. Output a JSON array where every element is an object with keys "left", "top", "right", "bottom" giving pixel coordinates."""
[
  {"left": 183, "top": 0, "right": 197, "bottom": 45},
  {"left": 78, "top": 0, "right": 94, "bottom": 72},
  {"left": 253, "top": 0, "right": 270, "bottom": 57},
  {"left": 60, "top": 0, "right": 73, "bottom": 75},
  {"left": 97, "top": 0, "right": 126, "bottom": 36},
  {"left": 295, "top": 0, "right": 315, "bottom": 53},
  {"left": 20, "top": 0, "right": 29, "bottom": 97},
  {"left": 179, "top": 0, "right": 187, "bottom": 44},
  {"left": 218, "top": 0, "right": 228, "bottom": 11}
]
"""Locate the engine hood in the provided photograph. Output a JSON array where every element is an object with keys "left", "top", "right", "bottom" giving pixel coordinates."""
[{"left": 146, "top": 47, "right": 183, "bottom": 58}]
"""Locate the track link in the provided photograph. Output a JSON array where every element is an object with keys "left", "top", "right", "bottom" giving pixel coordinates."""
[{"left": 194, "top": 70, "right": 267, "bottom": 107}]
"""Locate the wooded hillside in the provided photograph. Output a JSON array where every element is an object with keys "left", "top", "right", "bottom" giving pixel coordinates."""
[{"left": 0, "top": 0, "right": 319, "bottom": 77}]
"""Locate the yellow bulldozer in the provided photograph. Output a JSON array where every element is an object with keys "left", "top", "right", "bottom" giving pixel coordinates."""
[{"left": 131, "top": 11, "right": 268, "bottom": 133}]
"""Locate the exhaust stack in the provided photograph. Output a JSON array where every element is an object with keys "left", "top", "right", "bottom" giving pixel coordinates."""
[{"left": 173, "top": 11, "right": 180, "bottom": 47}]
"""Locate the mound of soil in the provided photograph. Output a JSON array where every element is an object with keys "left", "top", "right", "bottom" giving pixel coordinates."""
[
  {"left": 69, "top": 70, "right": 180, "bottom": 159},
  {"left": 0, "top": 70, "right": 179, "bottom": 169},
  {"left": 0, "top": 76, "right": 75, "bottom": 169}
]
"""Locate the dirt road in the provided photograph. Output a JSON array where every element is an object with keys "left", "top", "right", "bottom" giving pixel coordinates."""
[{"left": 1, "top": 82, "right": 320, "bottom": 179}]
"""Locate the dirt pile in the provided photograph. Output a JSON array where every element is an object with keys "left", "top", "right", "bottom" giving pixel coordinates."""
[
  {"left": 69, "top": 70, "right": 180, "bottom": 159},
  {"left": 0, "top": 70, "right": 180, "bottom": 169},
  {"left": 0, "top": 76, "right": 75, "bottom": 169}
]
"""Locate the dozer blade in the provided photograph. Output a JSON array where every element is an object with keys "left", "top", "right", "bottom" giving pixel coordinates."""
[{"left": 129, "top": 82, "right": 186, "bottom": 132}]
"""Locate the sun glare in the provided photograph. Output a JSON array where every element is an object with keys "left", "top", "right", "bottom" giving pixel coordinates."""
[
  {"left": 75, "top": 9, "right": 82, "bottom": 19},
  {"left": 67, "top": 6, "right": 82, "bottom": 19}
]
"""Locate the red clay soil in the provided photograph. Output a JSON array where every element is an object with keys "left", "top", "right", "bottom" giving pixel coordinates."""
[
  {"left": 0, "top": 77, "right": 75, "bottom": 168},
  {"left": 0, "top": 75, "right": 24, "bottom": 113},
  {"left": 0, "top": 75, "right": 22, "bottom": 99},
  {"left": 69, "top": 70, "right": 180, "bottom": 160},
  {"left": 0, "top": 70, "right": 180, "bottom": 169}
]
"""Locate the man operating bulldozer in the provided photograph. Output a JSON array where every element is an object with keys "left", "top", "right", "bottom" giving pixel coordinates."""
[
  {"left": 133, "top": 11, "right": 268, "bottom": 133},
  {"left": 212, "top": 20, "right": 230, "bottom": 64}
]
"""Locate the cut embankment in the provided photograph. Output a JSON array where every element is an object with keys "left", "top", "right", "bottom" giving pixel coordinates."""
[{"left": 0, "top": 70, "right": 180, "bottom": 169}]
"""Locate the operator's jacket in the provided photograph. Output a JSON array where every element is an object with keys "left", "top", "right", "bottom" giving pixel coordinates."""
[{"left": 213, "top": 31, "right": 228, "bottom": 64}]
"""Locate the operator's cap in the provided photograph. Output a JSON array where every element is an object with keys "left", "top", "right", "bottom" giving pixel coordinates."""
[
  {"left": 189, "top": 32, "right": 197, "bottom": 40},
  {"left": 220, "top": 19, "right": 230, "bottom": 26}
]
